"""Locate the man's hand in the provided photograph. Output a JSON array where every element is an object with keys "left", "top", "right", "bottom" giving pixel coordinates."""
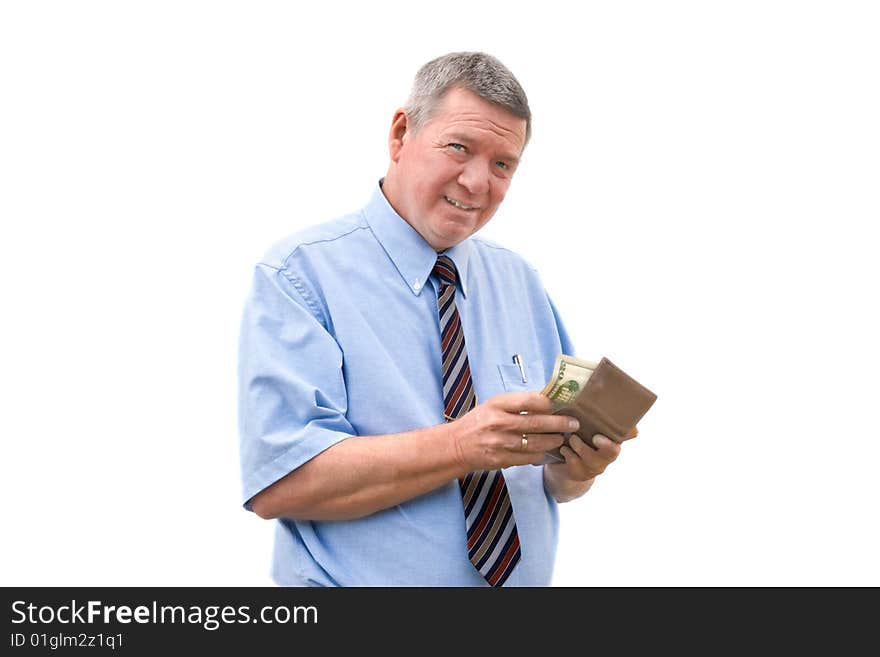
[
  {"left": 449, "top": 391, "right": 574, "bottom": 471},
  {"left": 543, "top": 425, "right": 639, "bottom": 503}
]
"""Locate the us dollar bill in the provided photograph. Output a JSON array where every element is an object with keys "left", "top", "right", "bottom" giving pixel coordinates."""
[{"left": 541, "top": 354, "right": 598, "bottom": 411}]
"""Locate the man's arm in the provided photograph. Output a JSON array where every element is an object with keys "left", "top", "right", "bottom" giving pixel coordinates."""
[{"left": 250, "top": 392, "right": 575, "bottom": 521}]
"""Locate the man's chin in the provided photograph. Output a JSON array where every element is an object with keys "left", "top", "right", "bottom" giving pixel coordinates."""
[{"left": 431, "top": 223, "right": 480, "bottom": 250}]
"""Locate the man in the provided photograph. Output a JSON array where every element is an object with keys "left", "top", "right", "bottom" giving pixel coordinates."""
[{"left": 238, "top": 52, "right": 633, "bottom": 586}]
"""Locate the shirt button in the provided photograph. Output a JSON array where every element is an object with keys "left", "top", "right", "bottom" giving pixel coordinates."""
[{"left": 413, "top": 280, "right": 421, "bottom": 291}]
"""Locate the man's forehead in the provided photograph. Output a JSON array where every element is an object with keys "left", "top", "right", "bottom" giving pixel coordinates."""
[{"left": 429, "top": 90, "right": 527, "bottom": 149}]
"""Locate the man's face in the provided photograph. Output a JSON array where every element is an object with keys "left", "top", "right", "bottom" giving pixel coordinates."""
[{"left": 384, "top": 87, "right": 527, "bottom": 251}]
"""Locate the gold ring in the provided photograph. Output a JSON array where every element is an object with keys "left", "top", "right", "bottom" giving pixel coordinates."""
[{"left": 521, "top": 435, "right": 528, "bottom": 450}]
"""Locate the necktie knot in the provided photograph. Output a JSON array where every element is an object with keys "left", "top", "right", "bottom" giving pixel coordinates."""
[{"left": 433, "top": 255, "right": 457, "bottom": 288}]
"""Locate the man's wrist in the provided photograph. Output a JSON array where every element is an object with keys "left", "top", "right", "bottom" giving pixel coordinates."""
[
  {"left": 432, "top": 419, "right": 472, "bottom": 480},
  {"left": 543, "top": 465, "right": 594, "bottom": 503}
]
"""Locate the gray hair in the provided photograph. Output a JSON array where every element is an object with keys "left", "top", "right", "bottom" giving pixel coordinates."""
[{"left": 403, "top": 51, "right": 532, "bottom": 147}]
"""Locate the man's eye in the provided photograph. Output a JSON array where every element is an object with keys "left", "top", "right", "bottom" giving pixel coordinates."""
[
  {"left": 448, "top": 143, "right": 466, "bottom": 152},
  {"left": 495, "top": 161, "right": 509, "bottom": 170}
]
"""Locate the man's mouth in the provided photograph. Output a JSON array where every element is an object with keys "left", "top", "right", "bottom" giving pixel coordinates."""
[{"left": 444, "top": 195, "right": 478, "bottom": 211}]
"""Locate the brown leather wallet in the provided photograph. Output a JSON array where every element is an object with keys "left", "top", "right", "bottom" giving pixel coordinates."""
[{"left": 540, "top": 357, "right": 657, "bottom": 464}]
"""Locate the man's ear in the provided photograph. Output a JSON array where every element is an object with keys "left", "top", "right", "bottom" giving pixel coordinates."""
[{"left": 388, "top": 109, "right": 408, "bottom": 162}]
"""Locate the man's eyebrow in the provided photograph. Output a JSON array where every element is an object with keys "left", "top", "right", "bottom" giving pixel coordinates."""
[{"left": 444, "top": 132, "right": 521, "bottom": 164}]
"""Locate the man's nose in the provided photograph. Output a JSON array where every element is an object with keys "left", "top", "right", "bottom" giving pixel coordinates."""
[{"left": 457, "top": 159, "right": 490, "bottom": 197}]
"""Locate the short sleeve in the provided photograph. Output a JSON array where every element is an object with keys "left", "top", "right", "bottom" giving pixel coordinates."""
[{"left": 237, "top": 263, "right": 356, "bottom": 510}]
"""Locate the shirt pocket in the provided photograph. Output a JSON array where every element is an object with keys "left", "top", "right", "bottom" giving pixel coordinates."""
[{"left": 497, "top": 357, "right": 545, "bottom": 393}]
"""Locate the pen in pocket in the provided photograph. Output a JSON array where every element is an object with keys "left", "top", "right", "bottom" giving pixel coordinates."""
[{"left": 512, "top": 353, "right": 527, "bottom": 383}]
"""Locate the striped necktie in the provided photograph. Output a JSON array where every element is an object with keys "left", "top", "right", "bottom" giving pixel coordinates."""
[{"left": 433, "top": 254, "right": 521, "bottom": 587}]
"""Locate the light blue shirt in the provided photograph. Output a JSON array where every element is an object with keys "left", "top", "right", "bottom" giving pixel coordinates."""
[{"left": 238, "top": 180, "right": 576, "bottom": 586}]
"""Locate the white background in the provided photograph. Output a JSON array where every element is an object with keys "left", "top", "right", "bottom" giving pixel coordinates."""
[{"left": 2, "top": 1, "right": 878, "bottom": 586}]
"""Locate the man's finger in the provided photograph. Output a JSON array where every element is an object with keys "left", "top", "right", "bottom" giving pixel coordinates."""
[
  {"left": 517, "top": 432, "right": 564, "bottom": 453},
  {"left": 519, "top": 412, "right": 579, "bottom": 436},
  {"left": 493, "top": 391, "right": 553, "bottom": 414},
  {"left": 556, "top": 444, "right": 597, "bottom": 480},
  {"left": 591, "top": 434, "right": 621, "bottom": 461}
]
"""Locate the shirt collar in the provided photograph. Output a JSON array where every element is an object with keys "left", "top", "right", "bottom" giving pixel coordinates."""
[{"left": 363, "top": 179, "right": 471, "bottom": 298}]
